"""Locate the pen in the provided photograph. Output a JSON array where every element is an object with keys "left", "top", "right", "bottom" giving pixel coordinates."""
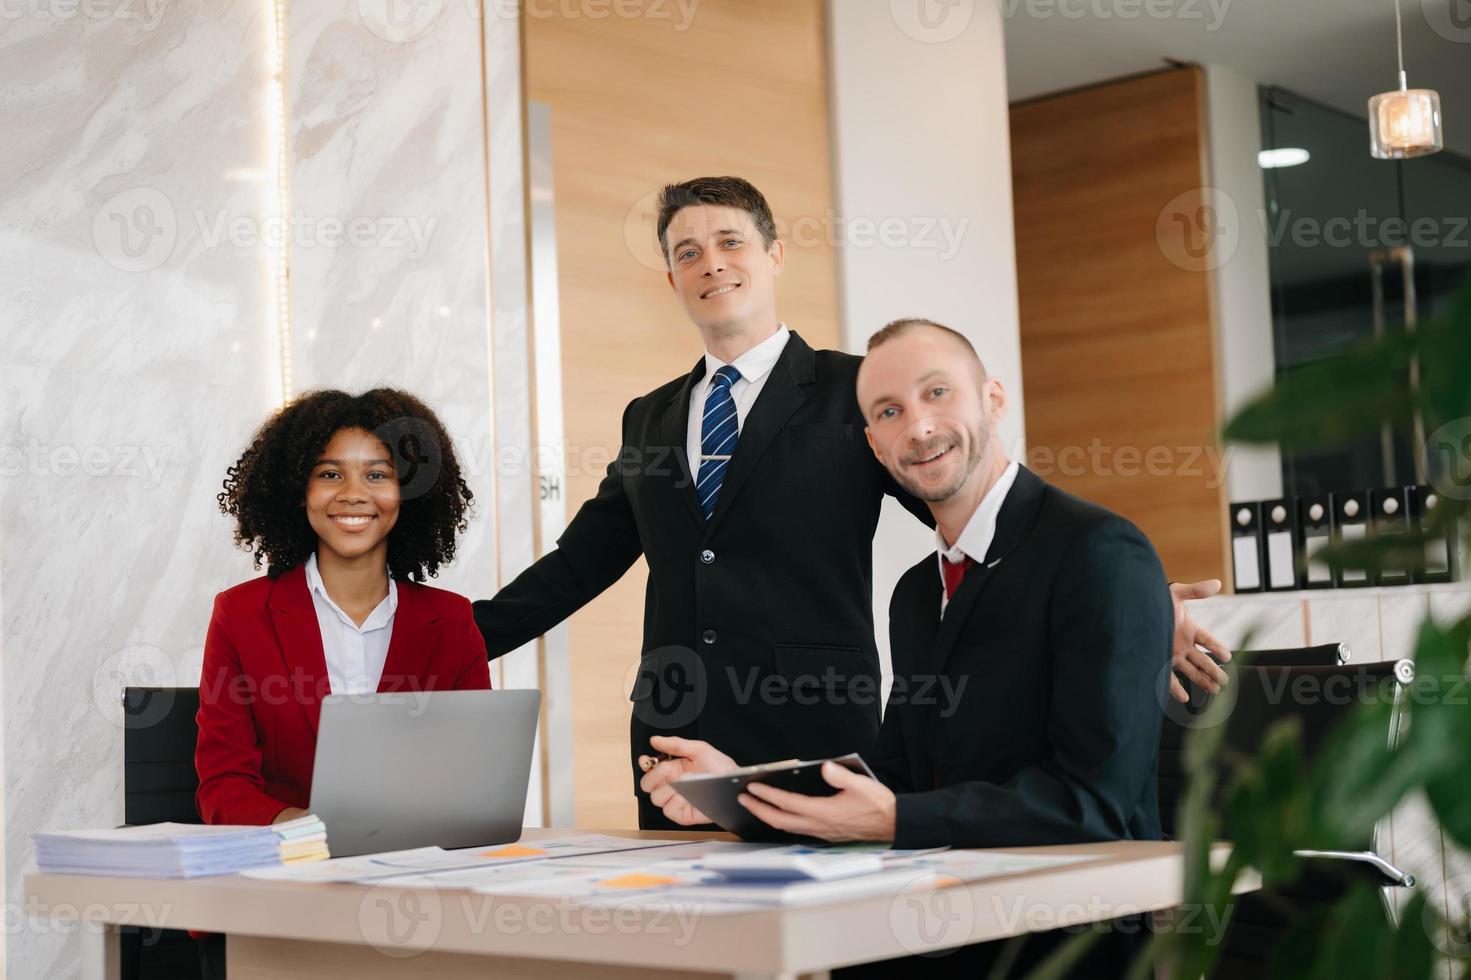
[{"left": 637, "top": 752, "right": 675, "bottom": 772}]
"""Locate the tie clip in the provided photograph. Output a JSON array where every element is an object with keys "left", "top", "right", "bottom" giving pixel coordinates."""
[{"left": 700, "top": 454, "right": 734, "bottom": 461}]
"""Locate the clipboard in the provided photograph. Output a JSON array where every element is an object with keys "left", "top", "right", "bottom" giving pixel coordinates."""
[{"left": 670, "top": 753, "right": 876, "bottom": 844}]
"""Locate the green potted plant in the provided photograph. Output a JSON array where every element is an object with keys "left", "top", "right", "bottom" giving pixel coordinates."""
[{"left": 1023, "top": 271, "right": 1471, "bottom": 979}]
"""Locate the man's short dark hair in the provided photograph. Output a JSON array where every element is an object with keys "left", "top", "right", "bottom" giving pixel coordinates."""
[{"left": 655, "top": 176, "right": 777, "bottom": 266}]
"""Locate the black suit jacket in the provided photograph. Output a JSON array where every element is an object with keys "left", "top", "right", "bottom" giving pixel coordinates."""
[
  {"left": 872, "top": 465, "right": 1172, "bottom": 849},
  {"left": 473, "top": 331, "right": 930, "bottom": 827}
]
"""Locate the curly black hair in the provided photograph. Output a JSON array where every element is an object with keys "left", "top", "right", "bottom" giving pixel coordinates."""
[{"left": 219, "top": 388, "right": 474, "bottom": 581}]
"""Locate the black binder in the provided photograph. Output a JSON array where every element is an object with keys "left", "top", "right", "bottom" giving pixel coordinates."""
[
  {"left": 1261, "top": 499, "right": 1299, "bottom": 591},
  {"left": 1413, "top": 486, "right": 1458, "bottom": 584},
  {"left": 1298, "top": 496, "right": 1334, "bottom": 590},
  {"left": 1331, "top": 492, "right": 1371, "bottom": 588},
  {"left": 1371, "top": 487, "right": 1413, "bottom": 586},
  {"left": 1229, "top": 501, "right": 1265, "bottom": 594}
]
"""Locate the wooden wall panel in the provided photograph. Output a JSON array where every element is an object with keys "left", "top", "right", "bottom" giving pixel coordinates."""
[
  {"left": 523, "top": 0, "right": 840, "bottom": 827},
  {"left": 1011, "top": 67, "right": 1228, "bottom": 585}
]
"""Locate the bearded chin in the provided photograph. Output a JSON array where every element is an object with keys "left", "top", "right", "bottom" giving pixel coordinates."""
[
  {"left": 899, "top": 475, "right": 959, "bottom": 503},
  {"left": 893, "top": 424, "right": 986, "bottom": 503}
]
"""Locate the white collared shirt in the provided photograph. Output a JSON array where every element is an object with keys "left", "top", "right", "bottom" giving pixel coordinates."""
[
  {"left": 304, "top": 552, "right": 399, "bottom": 695},
  {"left": 686, "top": 323, "right": 792, "bottom": 476},
  {"left": 937, "top": 461, "right": 1021, "bottom": 614}
]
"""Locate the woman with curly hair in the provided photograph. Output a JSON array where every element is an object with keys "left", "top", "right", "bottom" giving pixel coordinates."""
[{"left": 195, "top": 388, "right": 491, "bottom": 828}]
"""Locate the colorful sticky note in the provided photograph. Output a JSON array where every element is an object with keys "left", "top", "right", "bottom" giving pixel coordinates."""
[
  {"left": 596, "top": 873, "right": 678, "bottom": 890},
  {"left": 479, "top": 844, "right": 546, "bottom": 859}
]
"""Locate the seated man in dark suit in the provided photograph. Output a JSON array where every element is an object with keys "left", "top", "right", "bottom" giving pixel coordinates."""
[
  {"left": 640, "top": 317, "right": 1172, "bottom": 974},
  {"left": 639, "top": 314, "right": 1171, "bottom": 847}
]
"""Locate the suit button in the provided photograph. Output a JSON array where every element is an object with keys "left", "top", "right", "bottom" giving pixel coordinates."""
[
  {"left": 702, "top": 629, "right": 717, "bottom": 645},
  {"left": 700, "top": 549, "right": 715, "bottom": 564}
]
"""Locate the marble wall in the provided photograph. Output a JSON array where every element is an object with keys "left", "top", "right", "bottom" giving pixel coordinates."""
[
  {"left": 1, "top": 1, "right": 535, "bottom": 975},
  {"left": 280, "top": 0, "right": 500, "bottom": 661},
  {"left": 1, "top": 5, "right": 279, "bottom": 976},
  {"left": 283, "top": 0, "right": 546, "bottom": 817}
]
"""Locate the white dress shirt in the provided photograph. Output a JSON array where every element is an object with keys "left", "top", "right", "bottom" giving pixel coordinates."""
[
  {"left": 304, "top": 552, "right": 398, "bottom": 695},
  {"left": 686, "top": 323, "right": 792, "bottom": 477},
  {"left": 937, "top": 460, "right": 1021, "bottom": 614}
]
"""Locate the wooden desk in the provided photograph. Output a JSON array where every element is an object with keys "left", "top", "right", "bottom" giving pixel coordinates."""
[{"left": 26, "top": 828, "right": 1253, "bottom": 979}]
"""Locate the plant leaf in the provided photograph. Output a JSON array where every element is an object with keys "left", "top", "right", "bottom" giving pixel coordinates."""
[
  {"left": 1223, "top": 331, "right": 1416, "bottom": 449},
  {"left": 1415, "top": 614, "right": 1471, "bottom": 850}
]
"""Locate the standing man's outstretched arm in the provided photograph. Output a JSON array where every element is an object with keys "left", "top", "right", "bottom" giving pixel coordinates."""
[{"left": 473, "top": 400, "right": 645, "bottom": 659}]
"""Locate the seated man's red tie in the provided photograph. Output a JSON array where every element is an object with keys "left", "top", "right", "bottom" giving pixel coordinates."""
[{"left": 942, "top": 555, "right": 975, "bottom": 599}]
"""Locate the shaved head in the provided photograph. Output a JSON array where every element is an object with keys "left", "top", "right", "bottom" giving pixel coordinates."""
[{"left": 865, "top": 318, "right": 988, "bottom": 388}]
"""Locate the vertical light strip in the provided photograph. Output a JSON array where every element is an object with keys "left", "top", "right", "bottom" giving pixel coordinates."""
[
  {"left": 476, "top": 0, "right": 502, "bottom": 690},
  {"left": 0, "top": 515, "right": 7, "bottom": 971},
  {"left": 269, "top": 0, "right": 293, "bottom": 404}
]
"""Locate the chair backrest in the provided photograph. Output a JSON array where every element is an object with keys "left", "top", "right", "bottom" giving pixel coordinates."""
[
  {"left": 1244, "top": 643, "right": 1351, "bottom": 667},
  {"left": 1160, "top": 644, "right": 1348, "bottom": 837},
  {"left": 123, "top": 687, "right": 202, "bottom": 825},
  {"left": 1158, "top": 657, "right": 1410, "bottom": 841}
]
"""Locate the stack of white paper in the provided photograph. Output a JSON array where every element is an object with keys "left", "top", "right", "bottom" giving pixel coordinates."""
[{"left": 33, "top": 823, "right": 282, "bottom": 878}]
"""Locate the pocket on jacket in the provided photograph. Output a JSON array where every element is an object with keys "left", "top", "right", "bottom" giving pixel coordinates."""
[
  {"left": 773, "top": 644, "right": 871, "bottom": 690},
  {"left": 627, "top": 647, "right": 707, "bottom": 730}
]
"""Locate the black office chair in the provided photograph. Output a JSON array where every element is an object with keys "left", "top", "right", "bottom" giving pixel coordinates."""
[
  {"left": 1240, "top": 642, "right": 1351, "bottom": 668},
  {"left": 122, "top": 687, "right": 206, "bottom": 980},
  {"left": 1158, "top": 643, "right": 1352, "bottom": 838},
  {"left": 1158, "top": 659, "right": 1416, "bottom": 979}
]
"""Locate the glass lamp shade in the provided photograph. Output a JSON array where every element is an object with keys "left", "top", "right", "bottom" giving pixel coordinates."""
[{"left": 1369, "top": 88, "right": 1444, "bottom": 159}]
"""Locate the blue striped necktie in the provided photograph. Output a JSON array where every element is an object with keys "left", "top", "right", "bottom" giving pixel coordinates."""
[{"left": 696, "top": 365, "right": 743, "bottom": 520}]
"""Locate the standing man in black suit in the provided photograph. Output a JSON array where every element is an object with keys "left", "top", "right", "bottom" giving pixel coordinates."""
[
  {"left": 475, "top": 178, "right": 1223, "bottom": 829},
  {"left": 640, "top": 317, "right": 1171, "bottom": 852}
]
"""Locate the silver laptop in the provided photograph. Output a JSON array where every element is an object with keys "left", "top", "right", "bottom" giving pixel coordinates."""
[{"left": 309, "top": 689, "right": 540, "bottom": 857}]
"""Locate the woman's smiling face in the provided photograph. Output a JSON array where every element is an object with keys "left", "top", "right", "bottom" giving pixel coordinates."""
[{"left": 304, "top": 427, "right": 401, "bottom": 564}]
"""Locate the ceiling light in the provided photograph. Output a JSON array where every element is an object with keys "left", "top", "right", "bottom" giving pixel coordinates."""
[
  {"left": 1258, "top": 148, "right": 1311, "bottom": 169},
  {"left": 1369, "top": 0, "right": 1443, "bottom": 159}
]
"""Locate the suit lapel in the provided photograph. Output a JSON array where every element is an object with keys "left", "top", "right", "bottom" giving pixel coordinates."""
[
  {"left": 706, "top": 331, "right": 814, "bottom": 533},
  {"left": 378, "top": 582, "right": 442, "bottom": 692},
  {"left": 931, "top": 466, "right": 1047, "bottom": 675},
  {"left": 267, "top": 565, "right": 330, "bottom": 738},
  {"left": 907, "top": 563, "right": 947, "bottom": 677},
  {"left": 658, "top": 355, "right": 708, "bottom": 528},
  {"left": 930, "top": 562, "right": 998, "bottom": 677}
]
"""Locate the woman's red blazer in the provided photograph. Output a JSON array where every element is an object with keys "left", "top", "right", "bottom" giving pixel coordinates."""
[{"left": 194, "top": 563, "right": 491, "bottom": 825}]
